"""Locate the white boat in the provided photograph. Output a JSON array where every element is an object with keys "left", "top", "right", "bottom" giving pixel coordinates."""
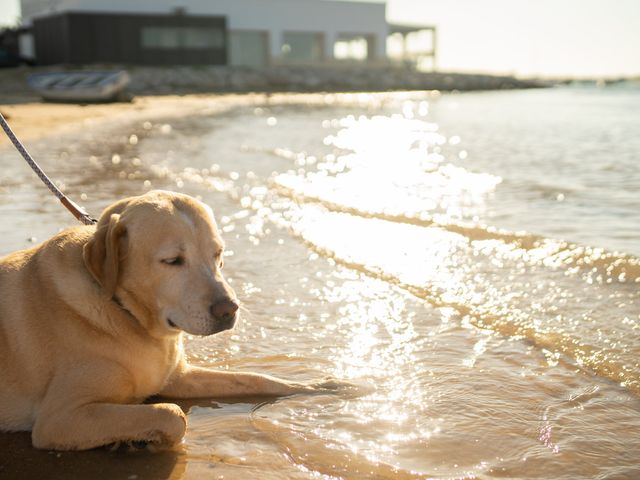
[{"left": 27, "top": 70, "right": 131, "bottom": 103}]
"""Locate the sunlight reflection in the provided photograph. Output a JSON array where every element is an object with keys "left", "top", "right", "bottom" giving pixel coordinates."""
[{"left": 274, "top": 113, "right": 501, "bottom": 223}]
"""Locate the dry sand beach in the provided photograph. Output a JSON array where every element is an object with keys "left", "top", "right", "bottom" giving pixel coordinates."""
[
  {"left": 1, "top": 87, "right": 639, "bottom": 479},
  {"left": 0, "top": 94, "right": 244, "bottom": 146}
]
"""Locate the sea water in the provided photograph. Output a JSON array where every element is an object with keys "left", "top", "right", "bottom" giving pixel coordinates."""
[{"left": 0, "top": 86, "right": 639, "bottom": 479}]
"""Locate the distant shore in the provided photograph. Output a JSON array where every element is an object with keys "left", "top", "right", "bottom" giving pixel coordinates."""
[{"left": 0, "top": 64, "right": 547, "bottom": 105}]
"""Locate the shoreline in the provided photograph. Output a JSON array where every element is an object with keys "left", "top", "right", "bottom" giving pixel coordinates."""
[{"left": 0, "top": 90, "right": 442, "bottom": 149}]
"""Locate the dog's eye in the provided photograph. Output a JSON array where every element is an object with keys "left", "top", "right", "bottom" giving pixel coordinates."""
[
  {"left": 215, "top": 250, "right": 224, "bottom": 268},
  {"left": 162, "top": 256, "right": 184, "bottom": 266}
]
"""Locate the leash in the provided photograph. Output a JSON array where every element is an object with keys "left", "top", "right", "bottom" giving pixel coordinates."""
[{"left": 0, "top": 112, "right": 97, "bottom": 226}]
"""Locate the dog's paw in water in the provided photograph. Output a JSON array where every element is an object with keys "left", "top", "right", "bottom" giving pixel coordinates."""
[{"left": 308, "top": 377, "right": 374, "bottom": 397}]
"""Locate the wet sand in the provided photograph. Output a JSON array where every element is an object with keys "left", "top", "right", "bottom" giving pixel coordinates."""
[{"left": 0, "top": 430, "right": 183, "bottom": 480}]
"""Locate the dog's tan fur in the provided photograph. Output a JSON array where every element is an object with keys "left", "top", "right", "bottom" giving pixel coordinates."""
[{"left": 0, "top": 190, "right": 317, "bottom": 451}]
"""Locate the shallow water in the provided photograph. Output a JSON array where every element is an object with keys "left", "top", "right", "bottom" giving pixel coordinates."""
[{"left": 1, "top": 88, "right": 639, "bottom": 479}]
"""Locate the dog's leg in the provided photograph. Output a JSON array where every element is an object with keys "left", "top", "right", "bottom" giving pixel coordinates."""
[
  {"left": 159, "top": 364, "right": 310, "bottom": 398},
  {"left": 159, "top": 364, "right": 339, "bottom": 398},
  {"left": 32, "top": 402, "right": 186, "bottom": 451}
]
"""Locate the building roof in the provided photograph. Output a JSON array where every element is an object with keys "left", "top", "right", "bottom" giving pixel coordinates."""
[{"left": 388, "top": 22, "right": 436, "bottom": 34}]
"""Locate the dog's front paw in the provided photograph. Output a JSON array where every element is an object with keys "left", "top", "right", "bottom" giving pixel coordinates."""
[
  {"left": 106, "top": 403, "right": 186, "bottom": 452},
  {"left": 106, "top": 439, "right": 153, "bottom": 453},
  {"left": 105, "top": 429, "right": 182, "bottom": 453}
]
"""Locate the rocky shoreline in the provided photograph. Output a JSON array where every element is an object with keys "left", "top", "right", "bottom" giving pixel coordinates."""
[
  {"left": 0, "top": 64, "right": 547, "bottom": 103},
  {"left": 127, "top": 65, "right": 546, "bottom": 94}
]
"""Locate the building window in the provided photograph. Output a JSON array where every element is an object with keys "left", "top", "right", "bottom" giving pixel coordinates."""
[
  {"left": 141, "top": 27, "right": 224, "bottom": 49},
  {"left": 334, "top": 35, "right": 370, "bottom": 61},
  {"left": 229, "top": 30, "right": 269, "bottom": 67},
  {"left": 282, "top": 32, "right": 324, "bottom": 63}
]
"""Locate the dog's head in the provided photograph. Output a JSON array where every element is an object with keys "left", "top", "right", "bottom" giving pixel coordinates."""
[{"left": 83, "top": 190, "right": 238, "bottom": 336}]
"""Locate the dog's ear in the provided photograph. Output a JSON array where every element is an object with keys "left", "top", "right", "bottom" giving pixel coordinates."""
[{"left": 83, "top": 213, "right": 127, "bottom": 297}]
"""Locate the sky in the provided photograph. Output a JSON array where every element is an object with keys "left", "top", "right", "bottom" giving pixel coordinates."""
[
  {"left": 383, "top": 0, "right": 640, "bottom": 78},
  {"left": 1, "top": 0, "right": 638, "bottom": 78}
]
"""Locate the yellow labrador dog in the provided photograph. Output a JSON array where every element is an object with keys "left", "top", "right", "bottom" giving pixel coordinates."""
[{"left": 0, "top": 190, "right": 330, "bottom": 451}]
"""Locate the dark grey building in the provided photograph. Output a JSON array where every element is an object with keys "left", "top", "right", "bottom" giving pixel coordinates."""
[{"left": 33, "top": 12, "right": 227, "bottom": 65}]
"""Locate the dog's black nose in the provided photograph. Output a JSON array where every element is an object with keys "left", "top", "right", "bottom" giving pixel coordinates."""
[{"left": 210, "top": 298, "right": 239, "bottom": 321}]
